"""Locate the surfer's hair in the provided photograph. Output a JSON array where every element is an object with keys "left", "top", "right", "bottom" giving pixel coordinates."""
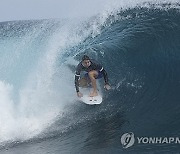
[{"left": 82, "top": 55, "right": 90, "bottom": 61}]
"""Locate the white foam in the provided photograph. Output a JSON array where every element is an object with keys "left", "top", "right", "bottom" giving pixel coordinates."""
[{"left": 0, "top": 19, "right": 93, "bottom": 144}]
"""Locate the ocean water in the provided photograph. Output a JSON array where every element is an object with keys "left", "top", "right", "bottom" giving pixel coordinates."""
[{"left": 0, "top": 0, "right": 180, "bottom": 154}]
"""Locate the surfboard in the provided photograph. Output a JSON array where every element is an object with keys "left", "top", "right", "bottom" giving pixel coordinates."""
[
  {"left": 79, "top": 86, "right": 102, "bottom": 105},
  {"left": 80, "top": 94, "right": 102, "bottom": 105}
]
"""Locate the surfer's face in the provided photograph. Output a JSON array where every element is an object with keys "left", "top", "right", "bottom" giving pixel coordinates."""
[{"left": 83, "top": 60, "right": 91, "bottom": 68}]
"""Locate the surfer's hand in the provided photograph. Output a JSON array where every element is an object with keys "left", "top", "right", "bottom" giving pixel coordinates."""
[
  {"left": 104, "top": 84, "right": 111, "bottom": 90},
  {"left": 77, "top": 92, "right": 83, "bottom": 97}
]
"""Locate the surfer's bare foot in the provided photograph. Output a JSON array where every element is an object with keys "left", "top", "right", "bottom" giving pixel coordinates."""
[{"left": 89, "top": 91, "right": 98, "bottom": 97}]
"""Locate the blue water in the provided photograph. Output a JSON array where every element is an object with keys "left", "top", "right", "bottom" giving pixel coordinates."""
[{"left": 0, "top": 2, "right": 180, "bottom": 154}]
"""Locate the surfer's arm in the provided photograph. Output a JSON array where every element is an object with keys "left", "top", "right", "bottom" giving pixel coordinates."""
[
  {"left": 75, "top": 74, "right": 80, "bottom": 92},
  {"left": 100, "top": 68, "right": 111, "bottom": 90},
  {"left": 74, "top": 64, "right": 81, "bottom": 93},
  {"left": 95, "top": 62, "right": 109, "bottom": 85},
  {"left": 100, "top": 68, "right": 109, "bottom": 85}
]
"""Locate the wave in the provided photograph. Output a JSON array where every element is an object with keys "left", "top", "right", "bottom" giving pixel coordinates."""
[{"left": 0, "top": 1, "right": 180, "bottom": 153}]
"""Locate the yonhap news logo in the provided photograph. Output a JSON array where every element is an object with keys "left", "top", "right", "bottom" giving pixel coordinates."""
[
  {"left": 121, "top": 132, "right": 135, "bottom": 148},
  {"left": 121, "top": 132, "right": 180, "bottom": 149}
]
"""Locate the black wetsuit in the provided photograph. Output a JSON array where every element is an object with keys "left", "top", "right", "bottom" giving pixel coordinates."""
[{"left": 75, "top": 59, "right": 109, "bottom": 92}]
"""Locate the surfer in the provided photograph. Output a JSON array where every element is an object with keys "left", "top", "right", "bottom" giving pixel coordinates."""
[{"left": 75, "top": 55, "right": 111, "bottom": 97}]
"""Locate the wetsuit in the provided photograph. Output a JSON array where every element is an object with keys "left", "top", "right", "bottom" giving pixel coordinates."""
[{"left": 75, "top": 59, "right": 109, "bottom": 92}]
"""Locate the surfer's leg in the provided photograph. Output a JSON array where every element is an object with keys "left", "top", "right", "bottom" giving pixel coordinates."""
[
  {"left": 84, "top": 73, "right": 91, "bottom": 85},
  {"left": 88, "top": 70, "right": 98, "bottom": 97},
  {"left": 78, "top": 77, "right": 89, "bottom": 87}
]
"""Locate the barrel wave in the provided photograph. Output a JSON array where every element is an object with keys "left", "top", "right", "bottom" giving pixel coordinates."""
[{"left": 0, "top": 2, "right": 180, "bottom": 154}]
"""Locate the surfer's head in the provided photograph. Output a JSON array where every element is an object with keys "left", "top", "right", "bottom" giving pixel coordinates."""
[{"left": 82, "top": 55, "right": 91, "bottom": 68}]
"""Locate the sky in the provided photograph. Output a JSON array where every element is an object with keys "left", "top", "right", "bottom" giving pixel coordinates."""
[{"left": 0, "top": 0, "right": 109, "bottom": 22}]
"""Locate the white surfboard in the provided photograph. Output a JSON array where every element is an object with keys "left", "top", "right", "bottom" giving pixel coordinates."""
[
  {"left": 80, "top": 94, "right": 102, "bottom": 105},
  {"left": 79, "top": 80, "right": 103, "bottom": 105},
  {"left": 79, "top": 86, "right": 103, "bottom": 105}
]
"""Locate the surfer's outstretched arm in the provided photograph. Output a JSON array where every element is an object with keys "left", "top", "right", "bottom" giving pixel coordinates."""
[
  {"left": 101, "top": 69, "right": 109, "bottom": 85},
  {"left": 75, "top": 75, "right": 80, "bottom": 92},
  {"left": 100, "top": 68, "right": 111, "bottom": 90},
  {"left": 92, "top": 61, "right": 111, "bottom": 90},
  {"left": 75, "top": 63, "right": 83, "bottom": 97}
]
